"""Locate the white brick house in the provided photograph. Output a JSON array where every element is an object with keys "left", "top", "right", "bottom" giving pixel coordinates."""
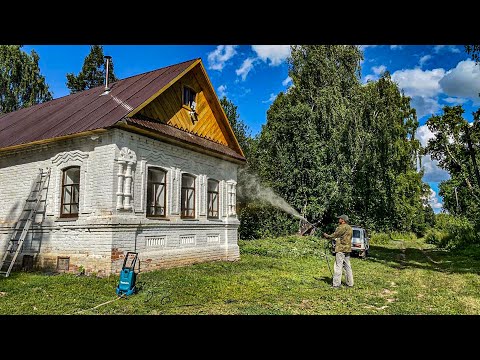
[{"left": 0, "top": 58, "right": 246, "bottom": 276}]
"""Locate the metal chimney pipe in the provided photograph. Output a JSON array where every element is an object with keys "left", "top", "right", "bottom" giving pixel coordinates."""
[{"left": 104, "top": 55, "right": 112, "bottom": 91}]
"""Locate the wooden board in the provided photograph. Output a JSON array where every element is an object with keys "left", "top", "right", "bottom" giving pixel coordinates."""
[{"left": 138, "top": 64, "right": 230, "bottom": 146}]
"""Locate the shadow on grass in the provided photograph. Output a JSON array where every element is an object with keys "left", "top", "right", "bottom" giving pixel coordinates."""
[
  {"left": 313, "top": 276, "right": 331, "bottom": 285},
  {"left": 367, "top": 243, "right": 480, "bottom": 275}
]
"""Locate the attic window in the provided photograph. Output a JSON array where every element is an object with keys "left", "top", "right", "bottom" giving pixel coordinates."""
[{"left": 183, "top": 86, "right": 197, "bottom": 110}]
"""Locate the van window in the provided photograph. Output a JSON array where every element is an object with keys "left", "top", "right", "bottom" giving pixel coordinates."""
[{"left": 352, "top": 229, "right": 361, "bottom": 238}]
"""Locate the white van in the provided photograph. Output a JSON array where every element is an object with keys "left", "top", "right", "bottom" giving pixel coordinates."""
[{"left": 351, "top": 226, "right": 369, "bottom": 258}]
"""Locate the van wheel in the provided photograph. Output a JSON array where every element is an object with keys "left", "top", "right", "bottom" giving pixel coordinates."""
[{"left": 360, "top": 250, "right": 367, "bottom": 259}]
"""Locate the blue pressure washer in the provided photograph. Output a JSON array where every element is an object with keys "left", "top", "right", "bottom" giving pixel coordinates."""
[{"left": 116, "top": 252, "right": 138, "bottom": 296}]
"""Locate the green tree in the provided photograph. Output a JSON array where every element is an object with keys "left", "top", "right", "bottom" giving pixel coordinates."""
[
  {"left": 356, "top": 72, "right": 428, "bottom": 232},
  {"left": 256, "top": 45, "right": 365, "bottom": 226},
  {"left": 253, "top": 45, "right": 431, "bottom": 235},
  {"left": 0, "top": 45, "right": 52, "bottom": 114},
  {"left": 66, "top": 45, "right": 118, "bottom": 93},
  {"left": 220, "top": 96, "right": 252, "bottom": 158},
  {"left": 465, "top": 45, "right": 480, "bottom": 64},
  {"left": 424, "top": 105, "right": 480, "bottom": 223}
]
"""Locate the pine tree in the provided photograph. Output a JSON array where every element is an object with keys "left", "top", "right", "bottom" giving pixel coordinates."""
[{"left": 66, "top": 45, "right": 118, "bottom": 93}]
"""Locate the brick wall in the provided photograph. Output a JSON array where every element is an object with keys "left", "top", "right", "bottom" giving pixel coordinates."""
[{"left": 0, "top": 129, "right": 240, "bottom": 276}]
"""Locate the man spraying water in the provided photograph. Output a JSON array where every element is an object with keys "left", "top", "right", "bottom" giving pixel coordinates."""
[{"left": 323, "top": 215, "right": 354, "bottom": 289}]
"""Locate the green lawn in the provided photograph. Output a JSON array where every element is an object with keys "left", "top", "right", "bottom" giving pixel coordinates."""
[{"left": 1, "top": 236, "right": 479, "bottom": 315}]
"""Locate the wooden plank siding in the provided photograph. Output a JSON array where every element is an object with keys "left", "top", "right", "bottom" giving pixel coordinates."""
[{"left": 138, "top": 64, "right": 231, "bottom": 147}]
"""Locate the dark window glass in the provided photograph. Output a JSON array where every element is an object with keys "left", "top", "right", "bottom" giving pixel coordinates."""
[
  {"left": 183, "top": 86, "right": 196, "bottom": 108},
  {"left": 61, "top": 167, "right": 80, "bottom": 217},
  {"left": 181, "top": 174, "right": 195, "bottom": 218},
  {"left": 147, "top": 168, "right": 167, "bottom": 217},
  {"left": 207, "top": 179, "right": 219, "bottom": 218}
]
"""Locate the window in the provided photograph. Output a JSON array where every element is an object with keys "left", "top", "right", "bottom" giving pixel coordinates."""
[
  {"left": 57, "top": 257, "right": 70, "bottom": 271},
  {"left": 147, "top": 168, "right": 167, "bottom": 217},
  {"left": 183, "top": 86, "right": 197, "bottom": 109},
  {"left": 181, "top": 174, "right": 195, "bottom": 218},
  {"left": 207, "top": 179, "right": 219, "bottom": 219},
  {"left": 61, "top": 167, "right": 80, "bottom": 217},
  {"left": 227, "top": 182, "right": 236, "bottom": 215}
]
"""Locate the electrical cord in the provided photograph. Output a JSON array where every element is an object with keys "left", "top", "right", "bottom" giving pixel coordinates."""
[{"left": 70, "top": 294, "right": 125, "bottom": 315}]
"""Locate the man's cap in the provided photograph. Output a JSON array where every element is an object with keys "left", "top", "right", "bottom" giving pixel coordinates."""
[{"left": 338, "top": 214, "right": 349, "bottom": 222}]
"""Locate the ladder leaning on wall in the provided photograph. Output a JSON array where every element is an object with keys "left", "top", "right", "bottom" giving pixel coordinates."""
[{"left": 0, "top": 168, "right": 51, "bottom": 278}]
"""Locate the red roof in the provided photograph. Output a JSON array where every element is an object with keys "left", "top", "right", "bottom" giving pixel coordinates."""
[{"left": 0, "top": 59, "right": 198, "bottom": 149}]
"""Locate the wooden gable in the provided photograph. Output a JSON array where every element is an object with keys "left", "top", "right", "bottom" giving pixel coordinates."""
[{"left": 129, "top": 59, "right": 244, "bottom": 156}]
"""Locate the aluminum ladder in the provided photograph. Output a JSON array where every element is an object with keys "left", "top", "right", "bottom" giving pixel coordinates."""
[{"left": 0, "top": 168, "right": 51, "bottom": 277}]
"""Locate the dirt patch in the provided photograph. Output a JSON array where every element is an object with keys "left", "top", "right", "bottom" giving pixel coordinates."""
[
  {"left": 380, "top": 288, "right": 398, "bottom": 304},
  {"left": 299, "top": 299, "right": 313, "bottom": 309}
]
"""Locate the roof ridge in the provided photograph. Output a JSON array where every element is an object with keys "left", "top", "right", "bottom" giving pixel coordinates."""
[{"left": 115, "top": 58, "right": 200, "bottom": 83}]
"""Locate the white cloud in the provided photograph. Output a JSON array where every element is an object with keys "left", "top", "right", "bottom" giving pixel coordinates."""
[
  {"left": 372, "top": 65, "right": 387, "bottom": 75},
  {"left": 391, "top": 68, "right": 445, "bottom": 98},
  {"left": 217, "top": 85, "right": 227, "bottom": 98},
  {"left": 282, "top": 76, "right": 292, "bottom": 86},
  {"left": 419, "top": 55, "right": 431, "bottom": 67},
  {"left": 416, "top": 124, "right": 435, "bottom": 147},
  {"left": 439, "top": 60, "right": 480, "bottom": 104},
  {"left": 236, "top": 58, "right": 256, "bottom": 81},
  {"left": 433, "top": 45, "right": 460, "bottom": 54},
  {"left": 207, "top": 45, "right": 238, "bottom": 71},
  {"left": 364, "top": 65, "right": 387, "bottom": 82},
  {"left": 262, "top": 93, "right": 277, "bottom": 103},
  {"left": 443, "top": 97, "right": 468, "bottom": 105},
  {"left": 428, "top": 188, "right": 443, "bottom": 210},
  {"left": 358, "top": 45, "right": 378, "bottom": 51},
  {"left": 252, "top": 45, "right": 291, "bottom": 66},
  {"left": 421, "top": 155, "right": 450, "bottom": 182},
  {"left": 390, "top": 45, "right": 403, "bottom": 50}
]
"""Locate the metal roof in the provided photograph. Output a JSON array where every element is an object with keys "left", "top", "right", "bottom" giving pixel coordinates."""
[{"left": 0, "top": 58, "right": 198, "bottom": 149}]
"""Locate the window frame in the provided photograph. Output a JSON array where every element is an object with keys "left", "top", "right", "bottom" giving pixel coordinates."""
[
  {"left": 181, "top": 174, "right": 196, "bottom": 219},
  {"left": 60, "top": 166, "right": 80, "bottom": 218},
  {"left": 146, "top": 167, "right": 167, "bottom": 218},
  {"left": 207, "top": 179, "right": 219, "bottom": 219},
  {"left": 182, "top": 85, "right": 197, "bottom": 110}
]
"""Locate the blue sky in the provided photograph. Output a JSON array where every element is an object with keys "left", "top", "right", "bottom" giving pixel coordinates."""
[{"left": 22, "top": 45, "right": 480, "bottom": 212}]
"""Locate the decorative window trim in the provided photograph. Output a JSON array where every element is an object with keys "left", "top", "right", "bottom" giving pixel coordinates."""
[
  {"left": 51, "top": 151, "right": 88, "bottom": 218},
  {"left": 146, "top": 166, "right": 168, "bottom": 218},
  {"left": 116, "top": 147, "right": 137, "bottom": 211}
]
